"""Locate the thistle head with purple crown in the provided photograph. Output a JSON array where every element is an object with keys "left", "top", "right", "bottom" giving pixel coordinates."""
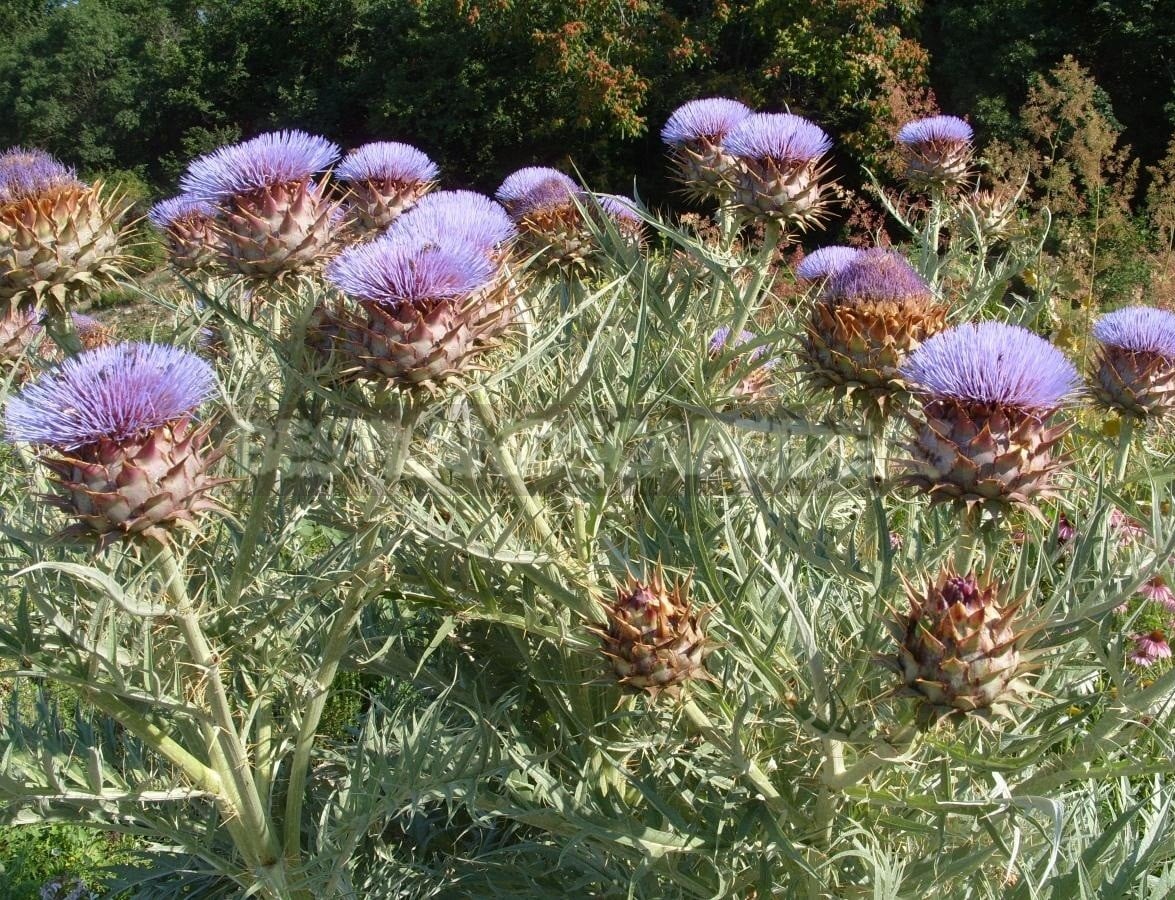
[
  {"left": 4, "top": 342, "right": 225, "bottom": 543},
  {"left": 180, "top": 130, "right": 340, "bottom": 279},
  {"left": 801, "top": 248, "right": 946, "bottom": 420},
  {"left": 336, "top": 141, "right": 439, "bottom": 234},
  {"left": 1089, "top": 306, "right": 1175, "bottom": 420},
  {"left": 720, "top": 112, "right": 835, "bottom": 230},
  {"left": 661, "top": 98, "right": 752, "bottom": 204},
  {"left": 0, "top": 146, "right": 132, "bottom": 311},
  {"left": 896, "top": 116, "right": 974, "bottom": 193},
  {"left": 899, "top": 321, "right": 1080, "bottom": 510}
]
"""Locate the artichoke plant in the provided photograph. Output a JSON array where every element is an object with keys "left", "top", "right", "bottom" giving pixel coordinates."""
[
  {"left": 180, "top": 130, "right": 341, "bottom": 279},
  {"left": 900, "top": 321, "right": 1080, "bottom": 509},
  {"left": 595, "top": 571, "right": 711, "bottom": 697},
  {"left": 148, "top": 194, "right": 221, "bottom": 272},
  {"left": 322, "top": 230, "right": 501, "bottom": 387},
  {"left": 3, "top": 342, "right": 224, "bottom": 542},
  {"left": 0, "top": 146, "right": 131, "bottom": 309},
  {"left": 802, "top": 248, "right": 946, "bottom": 417},
  {"left": 896, "top": 115, "right": 975, "bottom": 193},
  {"left": 1089, "top": 305, "right": 1175, "bottom": 420},
  {"left": 721, "top": 112, "right": 835, "bottom": 229},
  {"left": 888, "top": 569, "right": 1030, "bottom": 716},
  {"left": 335, "top": 141, "right": 438, "bottom": 235},
  {"left": 660, "top": 97, "right": 752, "bottom": 204}
]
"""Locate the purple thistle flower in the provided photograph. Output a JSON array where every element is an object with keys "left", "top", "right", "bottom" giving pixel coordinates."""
[
  {"left": 4, "top": 342, "right": 216, "bottom": 450},
  {"left": 0, "top": 147, "right": 81, "bottom": 204},
  {"left": 179, "top": 130, "right": 341, "bottom": 202},
  {"left": 897, "top": 116, "right": 974, "bottom": 148},
  {"left": 147, "top": 194, "right": 217, "bottom": 229},
  {"left": 1093, "top": 306, "right": 1175, "bottom": 360},
  {"left": 796, "top": 246, "right": 862, "bottom": 281},
  {"left": 825, "top": 249, "right": 932, "bottom": 303},
  {"left": 1129, "top": 630, "right": 1172, "bottom": 667},
  {"left": 388, "top": 190, "right": 517, "bottom": 252},
  {"left": 596, "top": 193, "right": 642, "bottom": 227},
  {"left": 661, "top": 98, "right": 753, "bottom": 146},
  {"left": 901, "top": 321, "right": 1080, "bottom": 411},
  {"left": 335, "top": 141, "right": 439, "bottom": 186},
  {"left": 722, "top": 113, "right": 832, "bottom": 164},
  {"left": 495, "top": 167, "right": 578, "bottom": 217},
  {"left": 325, "top": 234, "right": 495, "bottom": 305}
]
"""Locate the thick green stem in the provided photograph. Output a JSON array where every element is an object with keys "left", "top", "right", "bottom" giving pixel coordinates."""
[
  {"left": 227, "top": 378, "right": 302, "bottom": 604},
  {"left": 681, "top": 699, "right": 790, "bottom": 816},
  {"left": 469, "top": 384, "right": 565, "bottom": 560},
  {"left": 282, "top": 410, "right": 418, "bottom": 872},
  {"left": 726, "top": 220, "right": 781, "bottom": 345},
  {"left": 155, "top": 546, "right": 282, "bottom": 867},
  {"left": 1113, "top": 416, "right": 1135, "bottom": 483}
]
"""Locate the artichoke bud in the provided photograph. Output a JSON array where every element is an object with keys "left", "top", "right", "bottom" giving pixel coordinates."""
[
  {"left": 595, "top": 571, "right": 712, "bottom": 698},
  {"left": 888, "top": 570, "right": 1030, "bottom": 716}
]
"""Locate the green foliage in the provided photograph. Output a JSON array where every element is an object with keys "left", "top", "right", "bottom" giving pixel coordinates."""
[{"left": 0, "top": 0, "right": 936, "bottom": 200}]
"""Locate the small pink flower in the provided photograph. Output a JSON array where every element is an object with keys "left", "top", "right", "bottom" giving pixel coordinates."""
[
  {"left": 1111, "top": 508, "right": 1147, "bottom": 546},
  {"left": 1057, "top": 512, "right": 1077, "bottom": 545},
  {"left": 888, "top": 531, "right": 904, "bottom": 552},
  {"left": 1139, "top": 576, "right": 1175, "bottom": 612},
  {"left": 1129, "top": 630, "right": 1172, "bottom": 667}
]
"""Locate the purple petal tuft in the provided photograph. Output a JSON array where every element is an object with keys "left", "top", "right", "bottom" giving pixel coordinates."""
[
  {"left": 495, "top": 167, "right": 578, "bottom": 216},
  {"left": 325, "top": 234, "right": 496, "bottom": 305},
  {"left": 148, "top": 195, "right": 217, "bottom": 229},
  {"left": 179, "top": 130, "right": 341, "bottom": 201},
  {"left": 336, "top": 141, "right": 439, "bottom": 185},
  {"left": 825, "top": 249, "right": 931, "bottom": 302},
  {"left": 1093, "top": 306, "right": 1175, "bottom": 359},
  {"left": 4, "top": 342, "right": 217, "bottom": 449},
  {"left": 897, "top": 116, "right": 973, "bottom": 147},
  {"left": 901, "top": 321, "right": 1080, "bottom": 410},
  {"left": 722, "top": 113, "right": 832, "bottom": 164},
  {"left": 388, "top": 190, "right": 517, "bottom": 251},
  {"left": 661, "top": 98, "right": 753, "bottom": 146},
  {"left": 0, "top": 147, "right": 82, "bottom": 203},
  {"left": 595, "top": 194, "right": 642, "bottom": 226},
  {"left": 796, "top": 246, "right": 862, "bottom": 281}
]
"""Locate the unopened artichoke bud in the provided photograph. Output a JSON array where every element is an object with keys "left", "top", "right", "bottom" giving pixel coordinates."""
[
  {"left": 3, "top": 342, "right": 224, "bottom": 543},
  {"left": 887, "top": 570, "right": 1030, "bottom": 715},
  {"left": 660, "top": 97, "right": 752, "bottom": 203},
  {"left": 495, "top": 167, "right": 597, "bottom": 273},
  {"left": 0, "top": 147, "right": 131, "bottom": 310},
  {"left": 336, "top": 141, "right": 438, "bottom": 235},
  {"left": 896, "top": 116, "right": 975, "bottom": 193},
  {"left": 1089, "top": 306, "right": 1175, "bottom": 420},
  {"left": 794, "top": 245, "right": 861, "bottom": 284},
  {"left": 148, "top": 195, "right": 220, "bottom": 271},
  {"left": 900, "top": 322, "right": 1080, "bottom": 509},
  {"left": 388, "top": 190, "right": 520, "bottom": 339},
  {"left": 180, "top": 130, "right": 341, "bottom": 279},
  {"left": 594, "top": 571, "right": 711, "bottom": 698},
  {"left": 722, "top": 112, "right": 835, "bottom": 229},
  {"left": 802, "top": 249, "right": 946, "bottom": 417},
  {"left": 958, "top": 187, "right": 1019, "bottom": 243},
  {"left": 708, "top": 326, "right": 777, "bottom": 401},
  {"left": 323, "top": 232, "right": 499, "bottom": 387}
]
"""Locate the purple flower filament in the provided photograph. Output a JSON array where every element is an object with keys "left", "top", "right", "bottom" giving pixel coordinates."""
[
  {"left": 901, "top": 321, "right": 1080, "bottom": 412},
  {"left": 5, "top": 342, "right": 217, "bottom": 450}
]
